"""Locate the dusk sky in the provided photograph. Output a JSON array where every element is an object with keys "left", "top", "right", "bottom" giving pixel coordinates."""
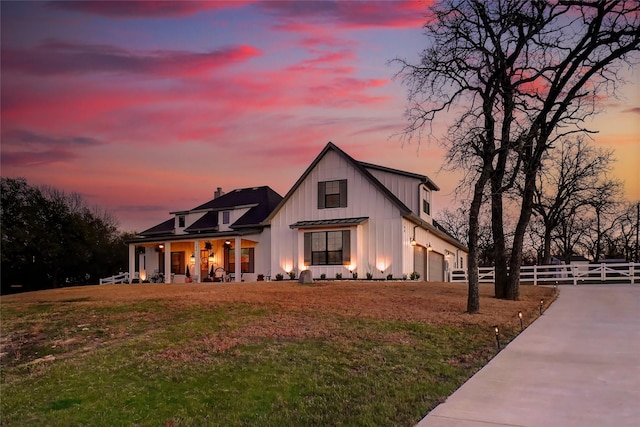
[{"left": 2, "top": 1, "right": 638, "bottom": 232}]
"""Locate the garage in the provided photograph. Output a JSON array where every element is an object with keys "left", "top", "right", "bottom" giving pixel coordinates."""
[{"left": 428, "top": 251, "right": 445, "bottom": 282}]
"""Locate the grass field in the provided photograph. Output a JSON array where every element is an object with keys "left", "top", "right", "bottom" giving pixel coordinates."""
[{"left": 0, "top": 281, "right": 555, "bottom": 426}]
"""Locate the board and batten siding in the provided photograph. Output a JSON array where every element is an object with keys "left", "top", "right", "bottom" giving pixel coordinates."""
[
  {"left": 270, "top": 150, "right": 406, "bottom": 279},
  {"left": 365, "top": 168, "right": 422, "bottom": 215}
]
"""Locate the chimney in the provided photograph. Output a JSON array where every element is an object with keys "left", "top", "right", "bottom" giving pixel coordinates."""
[{"left": 214, "top": 187, "right": 224, "bottom": 199}]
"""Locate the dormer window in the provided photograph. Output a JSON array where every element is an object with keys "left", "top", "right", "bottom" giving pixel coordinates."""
[
  {"left": 318, "top": 180, "right": 347, "bottom": 209},
  {"left": 178, "top": 215, "right": 185, "bottom": 228},
  {"left": 422, "top": 188, "right": 431, "bottom": 215},
  {"left": 222, "top": 211, "right": 230, "bottom": 224}
]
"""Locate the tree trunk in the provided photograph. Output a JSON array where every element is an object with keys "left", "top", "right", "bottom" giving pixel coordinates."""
[
  {"left": 467, "top": 169, "right": 490, "bottom": 313},
  {"left": 542, "top": 226, "right": 553, "bottom": 265},
  {"left": 491, "top": 171, "right": 508, "bottom": 299},
  {"left": 506, "top": 164, "right": 539, "bottom": 300}
]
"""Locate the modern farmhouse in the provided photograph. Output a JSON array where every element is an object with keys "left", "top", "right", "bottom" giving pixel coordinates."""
[{"left": 127, "top": 142, "right": 468, "bottom": 283}]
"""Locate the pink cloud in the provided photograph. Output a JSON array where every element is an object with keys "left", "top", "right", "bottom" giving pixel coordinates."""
[
  {"left": 262, "top": 1, "right": 430, "bottom": 30},
  {"left": 0, "top": 129, "right": 104, "bottom": 167},
  {"left": 2, "top": 40, "right": 261, "bottom": 77},
  {"left": 46, "top": 0, "right": 247, "bottom": 18}
]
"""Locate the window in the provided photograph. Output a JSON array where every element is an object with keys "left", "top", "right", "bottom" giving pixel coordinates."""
[
  {"left": 423, "top": 199, "right": 430, "bottom": 215},
  {"left": 178, "top": 215, "right": 186, "bottom": 228},
  {"left": 318, "top": 180, "right": 347, "bottom": 209},
  {"left": 422, "top": 188, "right": 431, "bottom": 215},
  {"left": 171, "top": 252, "right": 185, "bottom": 274},
  {"left": 222, "top": 211, "right": 230, "bottom": 224},
  {"left": 304, "top": 230, "right": 350, "bottom": 265},
  {"left": 227, "top": 248, "right": 254, "bottom": 273}
]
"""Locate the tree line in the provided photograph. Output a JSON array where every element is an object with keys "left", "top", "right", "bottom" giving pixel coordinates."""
[{"left": 1, "top": 177, "right": 132, "bottom": 294}]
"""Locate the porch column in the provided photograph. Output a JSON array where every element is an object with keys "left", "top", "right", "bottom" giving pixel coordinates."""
[
  {"left": 128, "top": 244, "right": 136, "bottom": 283},
  {"left": 235, "top": 236, "right": 242, "bottom": 282},
  {"left": 194, "top": 240, "right": 200, "bottom": 283},
  {"left": 164, "top": 241, "right": 171, "bottom": 283}
]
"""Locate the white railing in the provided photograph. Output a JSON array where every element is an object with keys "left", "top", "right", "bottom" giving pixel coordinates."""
[
  {"left": 451, "top": 262, "right": 639, "bottom": 285},
  {"left": 100, "top": 272, "right": 130, "bottom": 285}
]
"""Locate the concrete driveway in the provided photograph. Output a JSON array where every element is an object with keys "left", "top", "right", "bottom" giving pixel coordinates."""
[{"left": 416, "top": 285, "right": 640, "bottom": 427}]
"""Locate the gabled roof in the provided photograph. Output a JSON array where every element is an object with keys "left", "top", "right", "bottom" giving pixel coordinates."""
[
  {"left": 139, "top": 218, "right": 174, "bottom": 236},
  {"left": 191, "top": 186, "right": 281, "bottom": 213},
  {"left": 407, "top": 215, "right": 469, "bottom": 252},
  {"left": 267, "top": 142, "right": 432, "bottom": 222},
  {"left": 359, "top": 162, "right": 440, "bottom": 191},
  {"left": 184, "top": 211, "right": 218, "bottom": 233},
  {"left": 231, "top": 186, "right": 283, "bottom": 229},
  {"left": 137, "top": 186, "right": 282, "bottom": 238}
]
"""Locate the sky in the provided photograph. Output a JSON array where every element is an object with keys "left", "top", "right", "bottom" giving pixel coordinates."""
[{"left": 2, "top": 1, "right": 638, "bottom": 232}]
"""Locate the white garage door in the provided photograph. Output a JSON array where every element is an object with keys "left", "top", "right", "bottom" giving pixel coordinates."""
[{"left": 428, "top": 251, "right": 445, "bottom": 282}]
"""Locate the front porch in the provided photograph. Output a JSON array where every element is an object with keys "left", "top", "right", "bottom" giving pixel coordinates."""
[{"left": 129, "top": 235, "right": 266, "bottom": 284}]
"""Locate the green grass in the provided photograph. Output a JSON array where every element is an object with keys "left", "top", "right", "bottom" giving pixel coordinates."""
[{"left": 1, "top": 300, "right": 498, "bottom": 426}]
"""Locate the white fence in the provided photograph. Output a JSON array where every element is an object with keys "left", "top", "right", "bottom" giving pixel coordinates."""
[
  {"left": 99, "top": 272, "right": 130, "bottom": 285},
  {"left": 451, "top": 262, "right": 640, "bottom": 285}
]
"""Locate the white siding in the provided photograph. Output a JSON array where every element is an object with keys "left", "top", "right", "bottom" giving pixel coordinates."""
[
  {"left": 402, "top": 218, "right": 468, "bottom": 281},
  {"left": 365, "top": 168, "right": 421, "bottom": 214},
  {"left": 271, "top": 150, "right": 406, "bottom": 279}
]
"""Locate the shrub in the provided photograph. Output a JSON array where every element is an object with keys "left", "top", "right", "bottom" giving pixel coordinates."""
[
  {"left": 410, "top": 271, "right": 421, "bottom": 280},
  {"left": 320, "top": 273, "right": 326, "bottom": 280},
  {"left": 352, "top": 272, "right": 358, "bottom": 279},
  {"left": 275, "top": 273, "right": 284, "bottom": 281},
  {"left": 386, "top": 274, "right": 393, "bottom": 280},
  {"left": 288, "top": 271, "right": 296, "bottom": 280},
  {"left": 335, "top": 273, "right": 342, "bottom": 280},
  {"left": 366, "top": 272, "right": 373, "bottom": 280}
]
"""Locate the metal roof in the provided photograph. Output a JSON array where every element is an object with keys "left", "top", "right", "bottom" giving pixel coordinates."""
[{"left": 289, "top": 217, "right": 369, "bottom": 229}]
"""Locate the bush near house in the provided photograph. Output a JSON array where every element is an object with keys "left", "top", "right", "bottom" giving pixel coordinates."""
[{"left": 0, "top": 281, "right": 554, "bottom": 426}]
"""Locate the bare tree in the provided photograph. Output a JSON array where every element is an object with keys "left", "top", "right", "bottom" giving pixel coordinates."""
[
  {"left": 396, "top": 0, "right": 640, "bottom": 311},
  {"left": 529, "top": 136, "right": 620, "bottom": 264},
  {"left": 608, "top": 202, "right": 640, "bottom": 261}
]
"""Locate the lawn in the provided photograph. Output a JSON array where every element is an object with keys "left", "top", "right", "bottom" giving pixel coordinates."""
[{"left": 0, "top": 281, "right": 555, "bottom": 426}]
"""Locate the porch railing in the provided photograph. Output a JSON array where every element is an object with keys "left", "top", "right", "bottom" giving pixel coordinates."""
[
  {"left": 99, "top": 272, "right": 130, "bottom": 285},
  {"left": 450, "top": 262, "right": 639, "bottom": 285}
]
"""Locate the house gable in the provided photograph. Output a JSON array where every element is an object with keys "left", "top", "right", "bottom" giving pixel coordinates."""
[{"left": 266, "top": 142, "right": 414, "bottom": 223}]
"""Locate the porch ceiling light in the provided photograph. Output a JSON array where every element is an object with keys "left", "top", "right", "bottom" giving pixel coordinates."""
[{"left": 225, "top": 240, "right": 231, "bottom": 245}]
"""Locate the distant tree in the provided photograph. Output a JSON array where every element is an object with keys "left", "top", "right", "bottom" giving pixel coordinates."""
[
  {"left": 396, "top": 0, "right": 640, "bottom": 311},
  {"left": 436, "top": 206, "right": 496, "bottom": 266},
  {"left": 527, "top": 137, "right": 621, "bottom": 264},
  {"left": 1, "top": 177, "right": 129, "bottom": 293}
]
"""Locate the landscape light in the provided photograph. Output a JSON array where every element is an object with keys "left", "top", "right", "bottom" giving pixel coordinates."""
[
  {"left": 539, "top": 299, "right": 544, "bottom": 315},
  {"left": 518, "top": 311, "right": 523, "bottom": 331},
  {"left": 493, "top": 325, "right": 500, "bottom": 351}
]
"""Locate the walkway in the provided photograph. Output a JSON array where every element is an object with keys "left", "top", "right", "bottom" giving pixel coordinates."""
[{"left": 417, "top": 285, "right": 640, "bottom": 427}]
